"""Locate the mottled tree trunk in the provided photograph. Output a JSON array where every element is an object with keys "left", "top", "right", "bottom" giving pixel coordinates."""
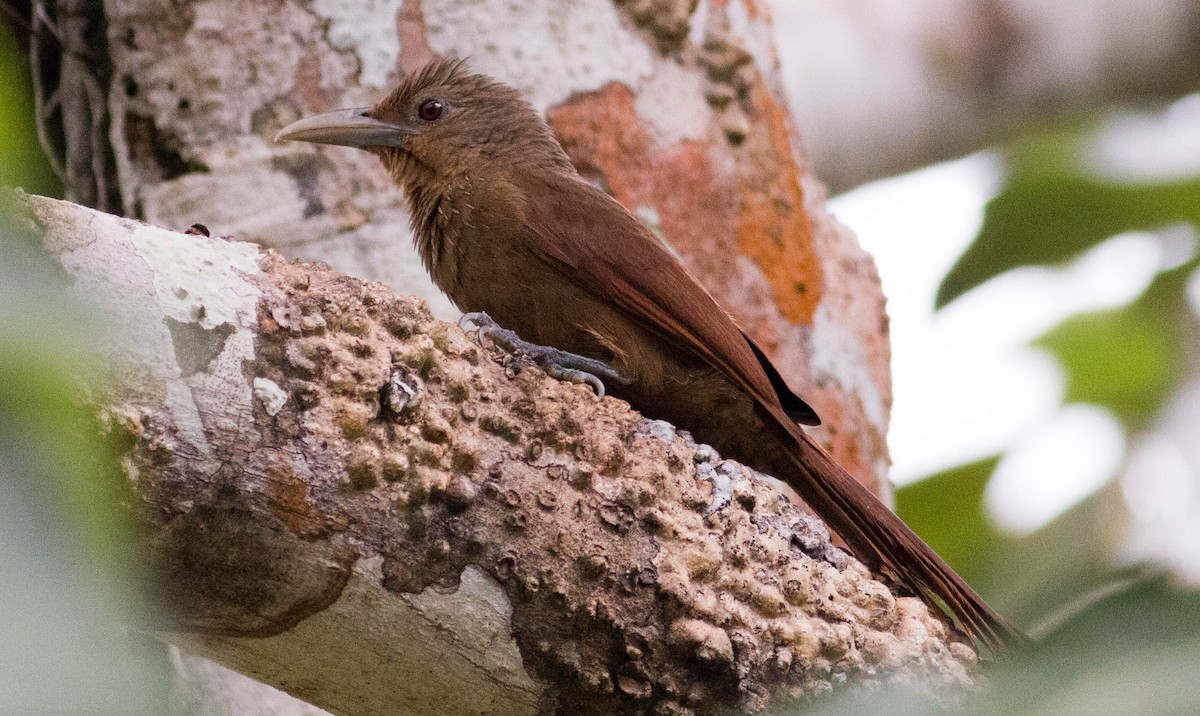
[{"left": 42, "top": 0, "right": 893, "bottom": 495}]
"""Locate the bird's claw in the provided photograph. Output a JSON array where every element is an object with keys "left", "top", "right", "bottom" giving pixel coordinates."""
[
  {"left": 459, "top": 312, "right": 628, "bottom": 398},
  {"left": 539, "top": 363, "right": 609, "bottom": 397}
]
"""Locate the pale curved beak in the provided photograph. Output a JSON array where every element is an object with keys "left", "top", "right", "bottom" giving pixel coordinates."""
[{"left": 274, "top": 107, "right": 414, "bottom": 148}]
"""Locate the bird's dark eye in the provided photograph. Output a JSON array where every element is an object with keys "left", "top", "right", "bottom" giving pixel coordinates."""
[{"left": 418, "top": 99, "right": 445, "bottom": 122}]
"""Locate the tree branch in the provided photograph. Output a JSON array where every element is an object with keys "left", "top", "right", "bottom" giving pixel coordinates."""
[{"left": 21, "top": 191, "right": 975, "bottom": 714}]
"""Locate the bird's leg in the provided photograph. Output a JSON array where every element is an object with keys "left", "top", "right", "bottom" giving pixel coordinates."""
[{"left": 459, "top": 312, "right": 630, "bottom": 398}]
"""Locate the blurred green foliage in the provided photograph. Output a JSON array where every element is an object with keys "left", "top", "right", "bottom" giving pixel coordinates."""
[
  {"left": 0, "top": 208, "right": 170, "bottom": 714},
  {"left": 0, "top": 22, "right": 168, "bottom": 715},
  {"left": 1035, "top": 256, "right": 1197, "bottom": 431},
  {"left": 879, "top": 109, "right": 1200, "bottom": 714},
  {"left": 937, "top": 126, "right": 1200, "bottom": 310},
  {"left": 937, "top": 175, "right": 1200, "bottom": 309},
  {"left": 0, "top": 14, "right": 61, "bottom": 197},
  {"left": 937, "top": 120, "right": 1200, "bottom": 433}
]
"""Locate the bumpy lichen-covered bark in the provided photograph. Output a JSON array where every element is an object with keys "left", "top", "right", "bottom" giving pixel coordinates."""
[{"left": 25, "top": 193, "right": 974, "bottom": 715}]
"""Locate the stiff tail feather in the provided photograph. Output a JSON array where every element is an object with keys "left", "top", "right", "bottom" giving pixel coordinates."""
[{"left": 785, "top": 428, "right": 1025, "bottom": 654}]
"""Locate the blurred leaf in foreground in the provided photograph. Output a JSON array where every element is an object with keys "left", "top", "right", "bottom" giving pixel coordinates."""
[
  {"left": 0, "top": 201, "right": 169, "bottom": 715},
  {"left": 0, "top": 19, "right": 169, "bottom": 705},
  {"left": 938, "top": 174, "right": 1200, "bottom": 308}
]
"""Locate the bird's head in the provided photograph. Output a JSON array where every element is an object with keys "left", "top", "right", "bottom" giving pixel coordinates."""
[{"left": 276, "top": 58, "right": 574, "bottom": 188}]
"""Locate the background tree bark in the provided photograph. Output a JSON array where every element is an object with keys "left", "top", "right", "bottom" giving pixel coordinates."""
[
  {"left": 23, "top": 0, "right": 1200, "bottom": 198},
  {"left": 21, "top": 192, "right": 975, "bottom": 715},
  {"left": 770, "top": 0, "right": 1200, "bottom": 193},
  {"left": 37, "top": 0, "right": 893, "bottom": 495}
]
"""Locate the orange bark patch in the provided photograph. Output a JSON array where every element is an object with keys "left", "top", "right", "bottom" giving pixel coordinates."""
[
  {"left": 397, "top": 0, "right": 436, "bottom": 75},
  {"left": 267, "top": 465, "right": 329, "bottom": 538},
  {"left": 550, "top": 81, "right": 823, "bottom": 328},
  {"left": 548, "top": 84, "right": 738, "bottom": 294},
  {"left": 294, "top": 51, "right": 339, "bottom": 110},
  {"left": 547, "top": 83, "right": 654, "bottom": 201},
  {"left": 734, "top": 80, "right": 823, "bottom": 326}
]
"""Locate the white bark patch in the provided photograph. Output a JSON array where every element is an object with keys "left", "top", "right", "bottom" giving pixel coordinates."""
[
  {"left": 31, "top": 196, "right": 265, "bottom": 463},
  {"left": 688, "top": 0, "right": 711, "bottom": 48},
  {"left": 310, "top": 0, "right": 405, "bottom": 88},
  {"left": 130, "top": 225, "right": 264, "bottom": 445},
  {"left": 728, "top": 0, "right": 783, "bottom": 94},
  {"left": 170, "top": 558, "right": 544, "bottom": 716},
  {"left": 809, "top": 302, "right": 887, "bottom": 434},
  {"left": 423, "top": 0, "right": 654, "bottom": 113},
  {"left": 141, "top": 150, "right": 310, "bottom": 238},
  {"left": 129, "top": 224, "right": 262, "bottom": 330},
  {"left": 402, "top": 565, "right": 533, "bottom": 686},
  {"left": 253, "top": 377, "right": 289, "bottom": 416},
  {"left": 635, "top": 58, "right": 714, "bottom": 144}
]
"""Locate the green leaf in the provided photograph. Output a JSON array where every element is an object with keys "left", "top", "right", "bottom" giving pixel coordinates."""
[
  {"left": 0, "top": 21, "right": 61, "bottom": 196},
  {"left": 1034, "top": 309, "right": 1173, "bottom": 426},
  {"left": 1032, "top": 258, "right": 1196, "bottom": 429},
  {"left": 897, "top": 464, "right": 1129, "bottom": 627},
  {"left": 895, "top": 456, "right": 1002, "bottom": 584},
  {"left": 936, "top": 173, "right": 1200, "bottom": 308}
]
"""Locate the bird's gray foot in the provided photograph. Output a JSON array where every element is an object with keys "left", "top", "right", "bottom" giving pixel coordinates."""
[{"left": 459, "top": 312, "right": 629, "bottom": 398}]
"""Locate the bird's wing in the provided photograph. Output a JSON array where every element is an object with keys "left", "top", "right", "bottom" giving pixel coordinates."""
[
  {"left": 518, "top": 175, "right": 820, "bottom": 426},
  {"left": 518, "top": 176, "right": 1022, "bottom": 652}
]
